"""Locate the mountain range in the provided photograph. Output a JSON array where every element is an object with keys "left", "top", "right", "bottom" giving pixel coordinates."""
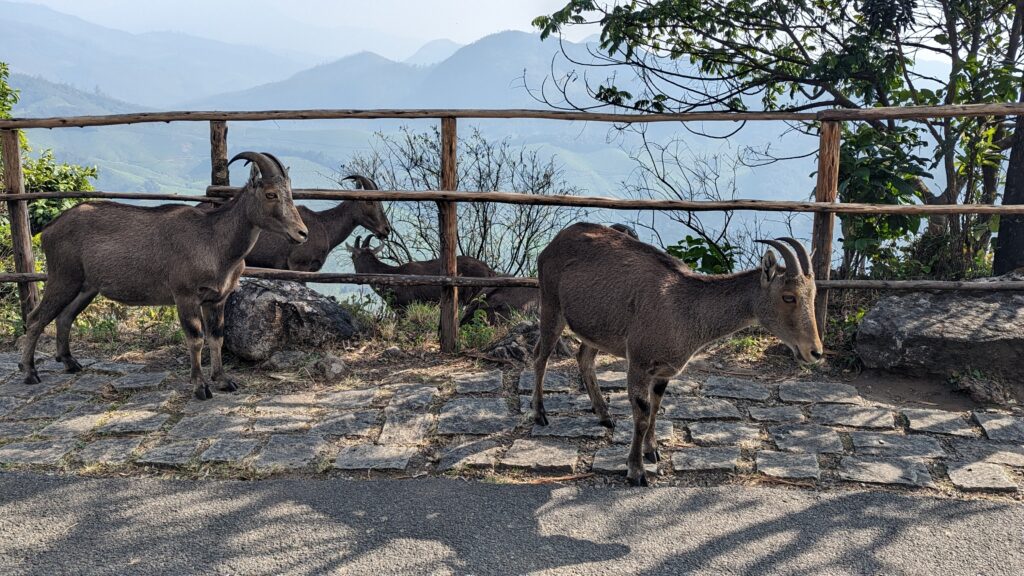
[{"left": 5, "top": 2, "right": 820, "bottom": 293}]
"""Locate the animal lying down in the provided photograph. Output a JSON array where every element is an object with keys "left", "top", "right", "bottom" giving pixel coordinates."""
[{"left": 346, "top": 236, "right": 497, "bottom": 307}]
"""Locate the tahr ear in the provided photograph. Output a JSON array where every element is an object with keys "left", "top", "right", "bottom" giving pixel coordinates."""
[
  {"left": 247, "top": 163, "right": 261, "bottom": 186},
  {"left": 761, "top": 249, "right": 778, "bottom": 286}
]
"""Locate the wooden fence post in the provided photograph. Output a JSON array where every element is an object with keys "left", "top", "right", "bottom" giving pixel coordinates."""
[
  {"left": 1, "top": 129, "right": 40, "bottom": 323},
  {"left": 811, "top": 121, "right": 841, "bottom": 336},
  {"left": 438, "top": 117, "right": 459, "bottom": 352},
  {"left": 210, "top": 121, "right": 229, "bottom": 187}
]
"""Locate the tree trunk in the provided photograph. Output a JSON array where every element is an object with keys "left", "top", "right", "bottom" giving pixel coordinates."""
[{"left": 994, "top": 116, "right": 1024, "bottom": 274}]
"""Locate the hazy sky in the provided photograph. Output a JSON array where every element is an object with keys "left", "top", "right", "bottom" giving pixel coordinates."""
[{"left": 23, "top": 1, "right": 592, "bottom": 54}]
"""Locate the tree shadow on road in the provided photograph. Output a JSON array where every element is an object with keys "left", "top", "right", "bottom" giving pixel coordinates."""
[{"left": 1, "top": 472, "right": 1020, "bottom": 575}]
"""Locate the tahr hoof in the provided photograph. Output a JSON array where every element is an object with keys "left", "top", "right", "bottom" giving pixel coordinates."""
[
  {"left": 218, "top": 380, "right": 239, "bottom": 392},
  {"left": 23, "top": 370, "right": 41, "bottom": 385},
  {"left": 534, "top": 410, "right": 549, "bottom": 426},
  {"left": 61, "top": 357, "right": 83, "bottom": 373},
  {"left": 598, "top": 416, "right": 615, "bottom": 429},
  {"left": 644, "top": 450, "right": 660, "bottom": 464},
  {"left": 194, "top": 385, "right": 213, "bottom": 401},
  {"left": 627, "top": 473, "right": 650, "bottom": 487}
]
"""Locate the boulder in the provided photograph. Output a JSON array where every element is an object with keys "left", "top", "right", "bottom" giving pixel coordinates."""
[
  {"left": 224, "top": 279, "right": 361, "bottom": 361},
  {"left": 855, "top": 271, "right": 1024, "bottom": 403},
  {"left": 478, "top": 321, "right": 574, "bottom": 363}
]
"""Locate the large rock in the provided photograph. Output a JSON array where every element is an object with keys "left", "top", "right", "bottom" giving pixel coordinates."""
[
  {"left": 855, "top": 271, "right": 1024, "bottom": 403},
  {"left": 478, "top": 321, "right": 574, "bottom": 363},
  {"left": 224, "top": 279, "right": 361, "bottom": 361}
]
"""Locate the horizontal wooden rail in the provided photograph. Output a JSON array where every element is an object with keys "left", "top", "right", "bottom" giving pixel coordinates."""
[
  {"left": 10, "top": 191, "right": 221, "bottom": 203},
  {"left": 817, "top": 279, "right": 1024, "bottom": 291},
  {"left": 818, "top": 102, "right": 1024, "bottom": 121},
  {"left": 0, "top": 270, "right": 539, "bottom": 287},
  {"left": 0, "top": 109, "right": 816, "bottom": 129},
  {"left": 209, "top": 187, "right": 1024, "bottom": 214},
  {"left": 0, "top": 272, "right": 46, "bottom": 282},
  {"left": 3, "top": 103, "right": 1023, "bottom": 130},
  {"left": 241, "top": 268, "right": 540, "bottom": 287},
  {"left": 5, "top": 270, "right": 1024, "bottom": 292},
  {"left": 12, "top": 188, "right": 1024, "bottom": 215}
]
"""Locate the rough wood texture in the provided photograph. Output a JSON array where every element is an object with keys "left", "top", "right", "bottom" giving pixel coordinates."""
[
  {"left": 1, "top": 129, "right": 40, "bottom": 321},
  {"left": 0, "top": 272, "right": 47, "bottom": 283},
  {"left": 14, "top": 191, "right": 222, "bottom": 203},
  {"left": 817, "top": 279, "right": 1024, "bottom": 291},
  {"left": 206, "top": 187, "right": 1024, "bottom": 214},
  {"left": 0, "top": 109, "right": 818, "bottom": 129},
  {"left": 811, "top": 121, "right": 841, "bottom": 334},
  {"left": 819, "top": 102, "right": 1024, "bottom": 121},
  {"left": 438, "top": 117, "right": 459, "bottom": 353},
  {"left": 4, "top": 103, "right": 1024, "bottom": 130},
  {"left": 243, "top": 269, "right": 535, "bottom": 287},
  {"left": 6, "top": 271, "right": 1024, "bottom": 292},
  {"left": 209, "top": 121, "right": 229, "bottom": 187}
]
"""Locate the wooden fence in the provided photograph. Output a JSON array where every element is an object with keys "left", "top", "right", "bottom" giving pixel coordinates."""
[{"left": 3, "top": 103, "right": 1024, "bottom": 352}]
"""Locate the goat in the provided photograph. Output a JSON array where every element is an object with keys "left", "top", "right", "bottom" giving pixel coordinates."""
[
  {"left": 19, "top": 152, "right": 308, "bottom": 400},
  {"left": 532, "top": 223, "right": 823, "bottom": 486},
  {"left": 241, "top": 172, "right": 391, "bottom": 271},
  {"left": 347, "top": 236, "right": 496, "bottom": 307}
]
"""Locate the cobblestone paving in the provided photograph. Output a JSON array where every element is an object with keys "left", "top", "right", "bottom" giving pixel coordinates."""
[{"left": 0, "top": 351, "right": 1022, "bottom": 497}]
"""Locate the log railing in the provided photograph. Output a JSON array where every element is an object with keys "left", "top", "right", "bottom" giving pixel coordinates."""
[{"left": 5, "top": 103, "right": 1024, "bottom": 351}]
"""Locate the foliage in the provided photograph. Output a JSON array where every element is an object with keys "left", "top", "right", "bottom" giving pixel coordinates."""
[
  {"left": 836, "top": 124, "right": 930, "bottom": 276},
  {"left": 666, "top": 235, "right": 737, "bottom": 274},
  {"left": 22, "top": 148, "right": 98, "bottom": 232},
  {"left": 342, "top": 126, "right": 585, "bottom": 276},
  {"left": 459, "top": 308, "right": 498, "bottom": 350},
  {"left": 533, "top": 1, "right": 1024, "bottom": 279},
  {"left": 1, "top": 63, "right": 99, "bottom": 332},
  {"left": 0, "top": 62, "right": 16, "bottom": 118}
]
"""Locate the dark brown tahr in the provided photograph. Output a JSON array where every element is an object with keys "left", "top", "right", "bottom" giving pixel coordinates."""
[
  {"left": 19, "top": 152, "right": 308, "bottom": 401},
  {"left": 347, "top": 236, "right": 497, "bottom": 307},
  {"left": 244, "top": 173, "right": 391, "bottom": 271},
  {"left": 532, "top": 223, "right": 822, "bottom": 487}
]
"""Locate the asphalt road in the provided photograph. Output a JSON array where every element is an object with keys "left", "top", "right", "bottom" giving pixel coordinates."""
[{"left": 1, "top": 472, "right": 1021, "bottom": 575}]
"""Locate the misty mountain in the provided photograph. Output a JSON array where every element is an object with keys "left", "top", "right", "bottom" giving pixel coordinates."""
[
  {"left": 405, "top": 39, "right": 463, "bottom": 66},
  {"left": 186, "top": 31, "right": 571, "bottom": 110},
  {"left": 0, "top": 0, "right": 306, "bottom": 106}
]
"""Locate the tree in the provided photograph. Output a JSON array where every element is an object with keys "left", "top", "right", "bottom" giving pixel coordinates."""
[
  {"left": 341, "top": 126, "right": 586, "bottom": 276},
  {"left": 1, "top": 63, "right": 98, "bottom": 232},
  {"left": 1, "top": 62, "right": 97, "bottom": 325},
  {"left": 534, "top": 0, "right": 1024, "bottom": 279}
]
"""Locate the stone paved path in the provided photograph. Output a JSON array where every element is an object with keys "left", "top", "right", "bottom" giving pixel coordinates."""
[{"left": 1, "top": 352, "right": 1022, "bottom": 496}]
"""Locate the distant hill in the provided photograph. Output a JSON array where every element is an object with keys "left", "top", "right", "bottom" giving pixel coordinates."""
[
  {"left": 188, "top": 31, "right": 595, "bottom": 110},
  {"left": 405, "top": 39, "right": 463, "bottom": 66},
  {"left": 191, "top": 51, "right": 429, "bottom": 109},
  {"left": 10, "top": 73, "right": 148, "bottom": 117},
  {"left": 0, "top": 0, "right": 306, "bottom": 106}
]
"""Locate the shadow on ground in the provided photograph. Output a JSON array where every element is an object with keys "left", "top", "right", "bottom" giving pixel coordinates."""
[{"left": 1, "top": 472, "right": 1021, "bottom": 575}]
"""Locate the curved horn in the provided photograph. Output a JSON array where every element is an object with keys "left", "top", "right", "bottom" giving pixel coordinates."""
[
  {"left": 259, "top": 152, "right": 288, "bottom": 177},
  {"left": 362, "top": 236, "right": 373, "bottom": 249},
  {"left": 229, "top": 152, "right": 280, "bottom": 181},
  {"left": 609, "top": 223, "right": 638, "bottom": 239},
  {"left": 342, "top": 175, "right": 380, "bottom": 190},
  {"left": 755, "top": 239, "right": 801, "bottom": 277},
  {"left": 778, "top": 237, "right": 812, "bottom": 276}
]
